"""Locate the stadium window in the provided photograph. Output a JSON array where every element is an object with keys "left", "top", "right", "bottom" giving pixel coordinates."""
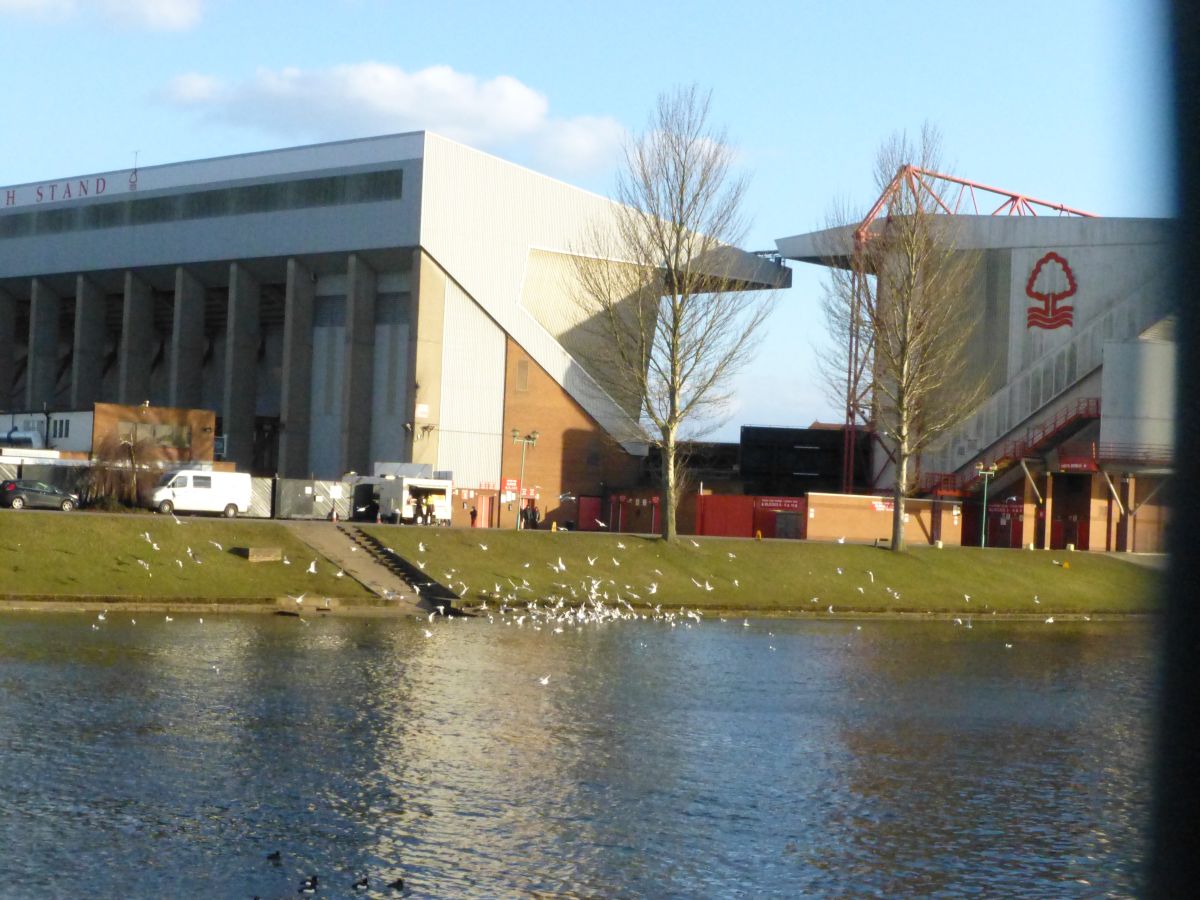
[{"left": 516, "top": 359, "right": 529, "bottom": 392}]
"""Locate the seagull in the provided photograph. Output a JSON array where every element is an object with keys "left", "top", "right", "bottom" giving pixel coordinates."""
[
  {"left": 836, "top": 567, "right": 843, "bottom": 575},
  {"left": 587, "top": 556, "right": 597, "bottom": 566},
  {"left": 647, "top": 583, "right": 658, "bottom": 594},
  {"left": 964, "top": 594, "right": 971, "bottom": 603},
  {"left": 97, "top": 611, "right": 106, "bottom": 621},
  {"left": 538, "top": 674, "right": 551, "bottom": 685},
  {"left": 595, "top": 519, "right": 608, "bottom": 528},
  {"left": 703, "top": 580, "right": 714, "bottom": 592},
  {"left": 165, "top": 615, "right": 174, "bottom": 622},
  {"left": 611, "top": 558, "right": 621, "bottom": 567},
  {"left": 867, "top": 570, "right": 874, "bottom": 583},
  {"left": 727, "top": 552, "right": 737, "bottom": 559},
  {"left": 208, "top": 540, "right": 222, "bottom": 551},
  {"left": 176, "top": 559, "right": 183, "bottom": 569},
  {"left": 690, "top": 539, "right": 700, "bottom": 547},
  {"left": 1005, "top": 643, "right": 1013, "bottom": 649},
  {"left": 306, "top": 560, "right": 317, "bottom": 574},
  {"left": 732, "top": 579, "right": 739, "bottom": 588},
  {"left": 1045, "top": 616, "right": 1055, "bottom": 624},
  {"left": 743, "top": 619, "right": 750, "bottom": 627},
  {"left": 283, "top": 556, "right": 291, "bottom": 565},
  {"left": 423, "top": 629, "right": 433, "bottom": 638},
  {"left": 335, "top": 569, "right": 345, "bottom": 578},
  {"left": 171, "top": 513, "right": 185, "bottom": 525},
  {"left": 416, "top": 560, "right": 427, "bottom": 570},
  {"left": 418, "top": 541, "right": 427, "bottom": 553},
  {"left": 617, "top": 541, "right": 626, "bottom": 550},
  {"left": 828, "top": 605, "right": 834, "bottom": 614},
  {"left": 353, "top": 876, "right": 369, "bottom": 891},
  {"left": 288, "top": 592, "right": 307, "bottom": 605},
  {"left": 478, "top": 543, "right": 488, "bottom": 551},
  {"left": 836, "top": 536, "right": 845, "bottom": 544}
]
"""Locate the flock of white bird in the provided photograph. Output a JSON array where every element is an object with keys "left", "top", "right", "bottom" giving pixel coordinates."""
[{"left": 89, "top": 523, "right": 1072, "bottom": 667}]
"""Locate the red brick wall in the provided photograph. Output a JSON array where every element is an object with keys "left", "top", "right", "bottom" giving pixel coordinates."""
[{"left": 492, "top": 338, "right": 643, "bottom": 530}]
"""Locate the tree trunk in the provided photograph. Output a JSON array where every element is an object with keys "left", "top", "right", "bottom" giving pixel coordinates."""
[
  {"left": 892, "top": 446, "right": 907, "bottom": 552},
  {"left": 662, "top": 429, "right": 678, "bottom": 542}
]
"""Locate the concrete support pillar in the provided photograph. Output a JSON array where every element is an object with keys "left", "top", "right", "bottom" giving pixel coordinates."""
[
  {"left": 340, "top": 254, "right": 376, "bottom": 476},
  {"left": 1120, "top": 476, "right": 1135, "bottom": 552},
  {"left": 169, "top": 267, "right": 205, "bottom": 408},
  {"left": 1041, "top": 473, "right": 1054, "bottom": 550},
  {"left": 26, "top": 278, "right": 60, "bottom": 410},
  {"left": 279, "top": 258, "right": 314, "bottom": 477},
  {"left": 223, "top": 263, "right": 261, "bottom": 471},
  {"left": 0, "top": 288, "right": 15, "bottom": 409},
  {"left": 118, "top": 271, "right": 154, "bottom": 405},
  {"left": 71, "top": 276, "right": 105, "bottom": 409},
  {"left": 410, "top": 249, "right": 446, "bottom": 472}
]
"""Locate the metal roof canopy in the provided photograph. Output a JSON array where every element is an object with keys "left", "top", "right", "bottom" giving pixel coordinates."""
[{"left": 775, "top": 164, "right": 1097, "bottom": 493}]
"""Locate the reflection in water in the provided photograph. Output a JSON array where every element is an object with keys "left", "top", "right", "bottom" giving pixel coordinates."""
[{"left": 0, "top": 614, "right": 1151, "bottom": 897}]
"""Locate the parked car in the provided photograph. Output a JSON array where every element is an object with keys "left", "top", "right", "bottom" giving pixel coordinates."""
[{"left": 1, "top": 479, "right": 80, "bottom": 511}]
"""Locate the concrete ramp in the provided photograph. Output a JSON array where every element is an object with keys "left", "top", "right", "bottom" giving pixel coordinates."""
[{"left": 283, "top": 521, "right": 434, "bottom": 614}]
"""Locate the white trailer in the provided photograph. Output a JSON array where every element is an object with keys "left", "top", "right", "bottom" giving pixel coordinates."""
[
  {"left": 150, "top": 468, "right": 252, "bottom": 517},
  {"left": 352, "top": 475, "right": 452, "bottom": 525}
]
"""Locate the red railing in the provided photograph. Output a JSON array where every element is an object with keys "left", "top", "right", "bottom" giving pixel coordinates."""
[{"left": 919, "top": 398, "right": 1103, "bottom": 495}]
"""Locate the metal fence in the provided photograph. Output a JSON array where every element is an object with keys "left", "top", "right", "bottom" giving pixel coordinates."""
[
  {"left": 249, "top": 477, "right": 273, "bottom": 518},
  {"left": 274, "top": 478, "right": 352, "bottom": 520}
]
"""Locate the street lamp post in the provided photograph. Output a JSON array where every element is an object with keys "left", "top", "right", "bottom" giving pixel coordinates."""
[
  {"left": 511, "top": 428, "right": 538, "bottom": 530},
  {"left": 976, "top": 462, "right": 997, "bottom": 547}
]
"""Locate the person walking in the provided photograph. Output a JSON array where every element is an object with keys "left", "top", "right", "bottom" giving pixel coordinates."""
[{"left": 469, "top": 505, "right": 478, "bottom": 527}]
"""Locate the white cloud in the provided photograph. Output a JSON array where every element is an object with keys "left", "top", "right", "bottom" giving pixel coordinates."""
[
  {"left": 0, "top": 0, "right": 74, "bottom": 16},
  {"left": 100, "top": 0, "right": 203, "bottom": 31},
  {"left": 162, "top": 62, "right": 626, "bottom": 179},
  {"left": 0, "top": 0, "right": 204, "bottom": 29}
]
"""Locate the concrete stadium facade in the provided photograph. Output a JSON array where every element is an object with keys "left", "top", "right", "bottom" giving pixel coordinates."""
[
  {"left": 0, "top": 132, "right": 785, "bottom": 527},
  {"left": 778, "top": 215, "right": 1174, "bottom": 552}
]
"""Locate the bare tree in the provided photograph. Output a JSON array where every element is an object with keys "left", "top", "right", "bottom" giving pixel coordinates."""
[
  {"left": 820, "top": 126, "right": 986, "bottom": 551},
  {"left": 573, "top": 86, "right": 776, "bottom": 541}
]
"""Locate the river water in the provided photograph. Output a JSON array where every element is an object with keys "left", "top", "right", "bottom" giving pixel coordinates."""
[{"left": 0, "top": 612, "right": 1154, "bottom": 898}]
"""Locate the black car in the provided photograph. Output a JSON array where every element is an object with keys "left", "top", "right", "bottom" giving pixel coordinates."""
[{"left": 0, "top": 479, "right": 80, "bottom": 511}]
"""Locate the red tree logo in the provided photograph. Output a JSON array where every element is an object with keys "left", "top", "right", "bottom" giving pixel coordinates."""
[{"left": 1026, "top": 252, "right": 1077, "bottom": 329}]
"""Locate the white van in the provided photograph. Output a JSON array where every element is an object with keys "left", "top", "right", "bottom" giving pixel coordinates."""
[{"left": 150, "top": 469, "right": 252, "bottom": 517}]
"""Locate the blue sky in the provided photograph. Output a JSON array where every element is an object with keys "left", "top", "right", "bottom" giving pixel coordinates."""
[{"left": 0, "top": 0, "right": 1174, "bottom": 439}]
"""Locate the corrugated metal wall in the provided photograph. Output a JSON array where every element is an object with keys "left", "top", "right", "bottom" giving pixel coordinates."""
[
  {"left": 308, "top": 293, "right": 345, "bottom": 477},
  {"left": 435, "top": 280, "right": 504, "bottom": 489},
  {"left": 369, "top": 288, "right": 413, "bottom": 465}
]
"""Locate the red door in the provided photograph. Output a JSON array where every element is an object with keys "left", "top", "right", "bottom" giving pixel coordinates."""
[{"left": 578, "top": 496, "right": 603, "bottom": 530}]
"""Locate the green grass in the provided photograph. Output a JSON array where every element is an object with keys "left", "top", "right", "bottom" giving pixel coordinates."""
[
  {"left": 359, "top": 525, "right": 1162, "bottom": 615},
  {"left": 1, "top": 512, "right": 1161, "bottom": 614},
  {"left": 1, "top": 512, "right": 375, "bottom": 603}
]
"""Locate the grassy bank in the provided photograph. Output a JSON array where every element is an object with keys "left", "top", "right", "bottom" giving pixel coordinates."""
[
  {"left": 359, "top": 525, "right": 1162, "bottom": 615},
  {"left": 1, "top": 512, "right": 375, "bottom": 604},
  {"left": 1, "top": 512, "right": 1162, "bottom": 614}
]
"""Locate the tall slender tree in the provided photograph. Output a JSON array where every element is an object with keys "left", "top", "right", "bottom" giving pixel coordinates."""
[
  {"left": 820, "top": 126, "right": 986, "bottom": 551},
  {"left": 573, "top": 85, "right": 775, "bottom": 541}
]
